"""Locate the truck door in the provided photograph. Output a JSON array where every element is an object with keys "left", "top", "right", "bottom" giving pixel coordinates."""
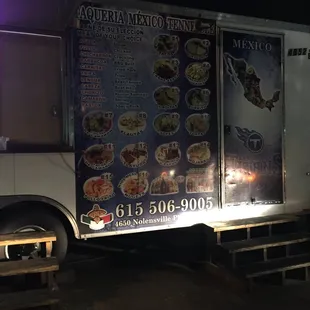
[
  {"left": 0, "top": 32, "right": 63, "bottom": 146},
  {"left": 220, "top": 29, "right": 284, "bottom": 207},
  {"left": 0, "top": 32, "right": 63, "bottom": 197},
  {"left": 283, "top": 31, "right": 310, "bottom": 213}
]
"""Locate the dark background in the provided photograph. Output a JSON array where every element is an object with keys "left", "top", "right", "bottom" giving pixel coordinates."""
[{"left": 146, "top": 0, "right": 308, "bottom": 25}]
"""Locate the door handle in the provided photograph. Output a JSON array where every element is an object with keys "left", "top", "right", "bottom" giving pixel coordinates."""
[
  {"left": 51, "top": 105, "right": 59, "bottom": 117},
  {"left": 224, "top": 125, "right": 231, "bottom": 135}
]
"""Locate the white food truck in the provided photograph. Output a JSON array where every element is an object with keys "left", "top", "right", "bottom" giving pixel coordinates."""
[{"left": 0, "top": 0, "right": 310, "bottom": 261}]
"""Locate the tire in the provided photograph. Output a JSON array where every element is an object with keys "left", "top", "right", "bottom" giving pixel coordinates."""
[{"left": 0, "top": 208, "right": 68, "bottom": 262}]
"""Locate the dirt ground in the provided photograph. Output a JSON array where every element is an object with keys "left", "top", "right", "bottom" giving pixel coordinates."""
[{"left": 55, "top": 252, "right": 310, "bottom": 310}]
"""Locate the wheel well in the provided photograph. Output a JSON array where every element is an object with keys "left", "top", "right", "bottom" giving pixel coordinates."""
[{"left": 0, "top": 201, "right": 75, "bottom": 238}]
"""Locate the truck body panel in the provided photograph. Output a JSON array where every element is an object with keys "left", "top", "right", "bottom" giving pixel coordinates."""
[
  {"left": 0, "top": 1, "right": 310, "bottom": 240},
  {"left": 0, "top": 155, "right": 14, "bottom": 196},
  {"left": 283, "top": 30, "right": 310, "bottom": 214}
]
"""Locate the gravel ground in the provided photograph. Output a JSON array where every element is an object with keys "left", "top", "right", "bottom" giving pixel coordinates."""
[
  {"left": 58, "top": 257, "right": 246, "bottom": 310},
  {"left": 55, "top": 253, "right": 310, "bottom": 310}
]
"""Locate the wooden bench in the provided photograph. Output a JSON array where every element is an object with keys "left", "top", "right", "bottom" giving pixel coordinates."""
[{"left": 0, "top": 231, "right": 59, "bottom": 310}]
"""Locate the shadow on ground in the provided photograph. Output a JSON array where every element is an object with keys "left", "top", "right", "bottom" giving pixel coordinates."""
[{"left": 55, "top": 250, "right": 310, "bottom": 310}]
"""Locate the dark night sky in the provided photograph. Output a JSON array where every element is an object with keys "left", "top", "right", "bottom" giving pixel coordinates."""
[{"left": 147, "top": 0, "right": 308, "bottom": 25}]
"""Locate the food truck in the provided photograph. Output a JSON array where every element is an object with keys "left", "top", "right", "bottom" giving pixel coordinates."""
[{"left": 0, "top": 0, "right": 310, "bottom": 261}]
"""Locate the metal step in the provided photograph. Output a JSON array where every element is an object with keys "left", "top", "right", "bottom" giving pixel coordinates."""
[
  {"left": 241, "top": 254, "right": 310, "bottom": 278},
  {"left": 221, "top": 232, "right": 310, "bottom": 254},
  {"left": 209, "top": 214, "right": 298, "bottom": 233}
]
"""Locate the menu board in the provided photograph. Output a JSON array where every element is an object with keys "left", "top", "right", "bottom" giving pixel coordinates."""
[{"left": 72, "top": 2, "right": 219, "bottom": 235}]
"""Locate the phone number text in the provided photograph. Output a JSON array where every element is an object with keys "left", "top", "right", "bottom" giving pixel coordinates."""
[{"left": 115, "top": 197, "right": 214, "bottom": 218}]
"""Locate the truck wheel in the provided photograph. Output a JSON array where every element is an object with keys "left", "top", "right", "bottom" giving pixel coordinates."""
[{"left": 0, "top": 209, "right": 68, "bottom": 262}]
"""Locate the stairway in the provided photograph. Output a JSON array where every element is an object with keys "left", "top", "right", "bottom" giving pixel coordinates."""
[{"left": 209, "top": 211, "right": 310, "bottom": 288}]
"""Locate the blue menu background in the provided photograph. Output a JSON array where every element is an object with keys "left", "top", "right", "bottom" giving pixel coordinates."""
[{"left": 71, "top": 3, "right": 219, "bottom": 235}]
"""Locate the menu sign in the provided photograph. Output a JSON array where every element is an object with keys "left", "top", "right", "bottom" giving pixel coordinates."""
[{"left": 72, "top": 2, "right": 219, "bottom": 235}]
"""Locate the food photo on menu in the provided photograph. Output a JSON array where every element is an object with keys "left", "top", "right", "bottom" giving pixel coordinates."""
[
  {"left": 82, "top": 111, "right": 114, "bottom": 138},
  {"left": 154, "top": 86, "right": 180, "bottom": 109},
  {"left": 186, "top": 166, "right": 215, "bottom": 194},
  {"left": 83, "top": 143, "right": 114, "bottom": 170},
  {"left": 154, "top": 34, "right": 180, "bottom": 56},
  {"left": 155, "top": 142, "right": 181, "bottom": 167},
  {"left": 185, "top": 38, "right": 210, "bottom": 60},
  {"left": 120, "top": 142, "right": 148, "bottom": 168},
  {"left": 119, "top": 171, "right": 150, "bottom": 199},
  {"left": 185, "top": 62, "right": 211, "bottom": 86},
  {"left": 154, "top": 59, "right": 180, "bottom": 82},
  {"left": 185, "top": 113, "right": 211, "bottom": 136},
  {"left": 153, "top": 113, "right": 180, "bottom": 136},
  {"left": 83, "top": 173, "right": 115, "bottom": 202},
  {"left": 149, "top": 172, "right": 180, "bottom": 196},
  {"left": 187, "top": 142, "right": 211, "bottom": 165},
  {"left": 185, "top": 88, "right": 211, "bottom": 110},
  {"left": 118, "top": 111, "right": 147, "bottom": 136}
]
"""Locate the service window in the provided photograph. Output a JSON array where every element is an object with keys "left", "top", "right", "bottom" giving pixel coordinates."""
[{"left": 0, "top": 33, "right": 63, "bottom": 151}]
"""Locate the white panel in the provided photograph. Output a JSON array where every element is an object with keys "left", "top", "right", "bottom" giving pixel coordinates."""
[
  {"left": 283, "top": 31, "right": 310, "bottom": 213},
  {"left": 0, "top": 154, "right": 14, "bottom": 195},
  {"left": 14, "top": 153, "right": 76, "bottom": 218}
]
